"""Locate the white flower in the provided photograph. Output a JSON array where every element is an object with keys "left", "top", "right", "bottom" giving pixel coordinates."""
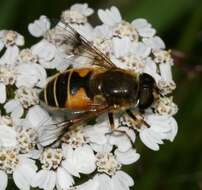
[
  {"left": 18, "top": 49, "right": 38, "bottom": 64},
  {"left": 15, "top": 63, "right": 47, "bottom": 88},
  {"left": 0, "top": 30, "right": 24, "bottom": 66},
  {"left": 0, "top": 46, "right": 19, "bottom": 66},
  {"left": 32, "top": 148, "right": 74, "bottom": 190},
  {"left": 15, "top": 87, "right": 39, "bottom": 108},
  {"left": 4, "top": 99, "right": 24, "bottom": 118},
  {"left": 94, "top": 24, "right": 113, "bottom": 39},
  {"left": 92, "top": 37, "right": 113, "bottom": 58},
  {"left": 112, "top": 37, "right": 132, "bottom": 58},
  {"left": 0, "top": 150, "right": 37, "bottom": 190},
  {"left": 28, "top": 15, "right": 51, "bottom": 38},
  {"left": 32, "top": 144, "right": 95, "bottom": 190},
  {"left": 62, "top": 144, "right": 96, "bottom": 177},
  {"left": 95, "top": 146, "right": 140, "bottom": 176},
  {"left": 0, "top": 118, "right": 17, "bottom": 148},
  {"left": 0, "top": 30, "right": 24, "bottom": 47},
  {"left": 0, "top": 4, "right": 178, "bottom": 190},
  {"left": 143, "top": 36, "right": 165, "bottom": 50},
  {"left": 132, "top": 18, "right": 156, "bottom": 38},
  {"left": 115, "top": 148, "right": 140, "bottom": 165},
  {"left": 0, "top": 65, "right": 16, "bottom": 103},
  {"left": 159, "top": 61, "right": 173, "bottom": 82},
  {"left": 61, "top": 3, "right": 93, "bottom": 25},
  {"left": 139, "top": 114, "right": 178, "bottom": 151},
  {"left": 31, "top": 39, "right": 71, "bottom": 71},
  {"left": 76, "top": 178, "right": 99, "bottom": 190},
  {"left": 0, "top": 170, "right": 7, "bottom": 190},
  {"left": 22, "top": 105, "right": 61, "bottom": 147},
  {"left": 92, "top": 171, "right": 134, "bottom": 190},
  {"left": 84, "top": 121, "right": 110, "bottom": 145},
  {"left": 111, "top": 37, "right": 148, "bottom": 72},
  {"left": 71, "top": 3, "right": 94, "bottom": 17},
  {"left": 112, "top": 21, "right": 139, "bottom": 42},
  {"left": 98, "top": 6, "right": 122, "bottom": 26},
  {"left": 0, "top": 82, "right": 6, "bottom": 104},
  {"left": 158, "top": 62, "right": 176, "bottom": 94},
  {"left": 143, "top": 58, "right": 161, "bottom": 81},
  {"left": 0, "top": 65, "right": 16, "bottom": 85},
  {"left": 153, "top": 50, "right": 174, "bottom": 65},
  {"left": 4, "top": 87, "right": 39, "bottom": 119},
  {"left": 32, "top": 168, "right": 74, "bottom": 190},
  {"left": 154, "top": 96, "right": 178, "bottom": 116}
]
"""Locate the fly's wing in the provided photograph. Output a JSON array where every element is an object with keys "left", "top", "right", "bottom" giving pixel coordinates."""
[
  {"left": 37, "top": 104, "right": 110, "bottom": 147},
  {"left": 46, "top": 21, "right": 117, "bottom": 69}
]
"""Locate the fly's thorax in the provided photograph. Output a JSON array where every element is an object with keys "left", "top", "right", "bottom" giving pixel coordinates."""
[{"left": 90, "top": 69, "right": 139, "bottom": 107}]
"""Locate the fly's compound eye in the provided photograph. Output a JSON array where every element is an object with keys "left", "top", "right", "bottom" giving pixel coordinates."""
[
  {"left": 138, "top": 73, "right": 155, "bottom": 110},
  {"left": 139, "top": 73, "right": 155, "bottom": 87}
]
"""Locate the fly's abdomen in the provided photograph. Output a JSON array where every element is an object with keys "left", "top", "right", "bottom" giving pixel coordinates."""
[
  {"left": 40, "top": 71, "right": 70, "bottom": 107},
  {"left": 40, "top": 68, "right": 94, "bottom": 110}
]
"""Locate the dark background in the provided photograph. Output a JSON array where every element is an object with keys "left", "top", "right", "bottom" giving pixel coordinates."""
[{"left": 1, "top": 0, "right": 202, "bottom": 189}]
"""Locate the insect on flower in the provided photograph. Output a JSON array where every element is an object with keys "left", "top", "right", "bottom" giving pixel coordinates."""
[{"left": 38, "top": 21, "right": 159, "bottom": 145}]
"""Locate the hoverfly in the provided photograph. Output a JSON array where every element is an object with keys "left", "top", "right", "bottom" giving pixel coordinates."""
[{"left": 38, "top": 22, "right": 157, "bottom": 146}]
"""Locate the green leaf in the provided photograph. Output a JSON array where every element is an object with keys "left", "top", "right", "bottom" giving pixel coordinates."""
[{"left": 125, "top": 0, "right": 198, "bottom": 32}]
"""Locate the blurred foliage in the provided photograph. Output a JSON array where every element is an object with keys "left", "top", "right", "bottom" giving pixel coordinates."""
[{"left": 0, "top": 0, "right": 202, "bottom": 189}]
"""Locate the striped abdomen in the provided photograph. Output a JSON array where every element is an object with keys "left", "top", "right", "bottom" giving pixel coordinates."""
[{"left": 40, "top": 68, "right": 95, "bottom": 110}]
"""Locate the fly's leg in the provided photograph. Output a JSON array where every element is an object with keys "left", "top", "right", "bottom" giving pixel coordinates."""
[
  {"left": 106, "top": 112, "right": 133, "bottom": 143},
  {"left": 126, "top": 109, "right": 150, "bottom": 129},
  {"left": 108, "top": 112, "right": 115, "bottom": 130}
]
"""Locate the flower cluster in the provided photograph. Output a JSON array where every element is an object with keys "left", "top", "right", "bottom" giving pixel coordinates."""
[{"left": 0, "top": 3, "right": 178, "bottom": 190}]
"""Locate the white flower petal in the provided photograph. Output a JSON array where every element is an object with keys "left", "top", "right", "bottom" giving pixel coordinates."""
[
  {"left": 143, "top": 36, "right": 165, "bottom": 50},
  {"left": 132, "top": 18, "right": 150, "bottom": 29},
  {"left": 146, "top": 114, "right": 178, "bottom": 141},
  {"left": 25, "top": 149, "right": 42, "bottom": 159},
  {"left": 0, "top": 41, "right": 4, "bottom": 51},
  {"left": 28, "top": 16, "right": 50, "bottom": 37},
  {"left": 109, "top": 134, "right": 132, "bottom": 152},
  {"left": 32, "top": 40, "right": 56, "bottom": 62},
  {"left": 32, "top": 170, "right": 56, "bottom": 190},
  {"left": 143, "top": 58, "right": 161, "bottom": 82},
  {"left": 98, "top": 6, "right": 121, "bottom": 26},
  {"left": 31, "top": 169, "right": 46, "bottom": 187},
  {"left": 116, "top": 126, "right": 136, "bottom": 143},
  {"left": 112, "top": 171, "right": 134, "bottom": 188},
  {"left": 112, "top": 37, "right": 131, "bottom": 58},
  {"left": 16, "top": 63, "right": 47, "bottom": 88},
  {"left": 84, "top": 122, "right": 109, "bottom": 145},
  {"left": 132, "top": 18, "right": 156, "bottom": 37},
  {"left": 71, "top": 3, "right": 94, "bottom": 17},
  {"left": 74, "top": 145, "right": 96, "bottom": 174},
  {"left": 133, "top": 42, "right": 151, "bottom": 58},
  {"left": 115, "top": 149, "right": 140, "bottom": 165},
  {"left": 94, "top": 25, "right": 112, "bottom": 39},
  {"left": 13, "top": 163, "right": 37, "bottom": 190},
  {"left": 4, "top": 99, "right": 24, "bottom": 118},
  {"left": 62, "top": 146, "right": 80, "bottom": 177},
  {"left": 0, "top": 170, "right": 8, "bottom": 190},
  {"left": 0, "top": 124, "right": 17, "bottom": 148},
  {"left": 0, "top": 83, "right": 6, "bottom": 104},
  {"left": 15, "top": 34, "right": 25, "bottom": 46},
  {"left": 0, "top": 46, "right": 19, "bottom": 65},
  {"left": 56, "top": 167, "right": 74, "bottom": 189},
  {"left": 140, "top": 127, "right": 163, "bottom": 151},
  {"left": 90, "top": 143, "right": 113, "bottom": 153},
  {"left": 94, "top": 174, "right": 113, "bottom": 190},
  {"left": 25, "top": 105, "right": 50, "bottom": 128},
  {"left": 159, "top": 62, "right": 173, "bottom": 82},
  {"left": 77, "top": 178, "right": 99, "bottom": 190}
]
